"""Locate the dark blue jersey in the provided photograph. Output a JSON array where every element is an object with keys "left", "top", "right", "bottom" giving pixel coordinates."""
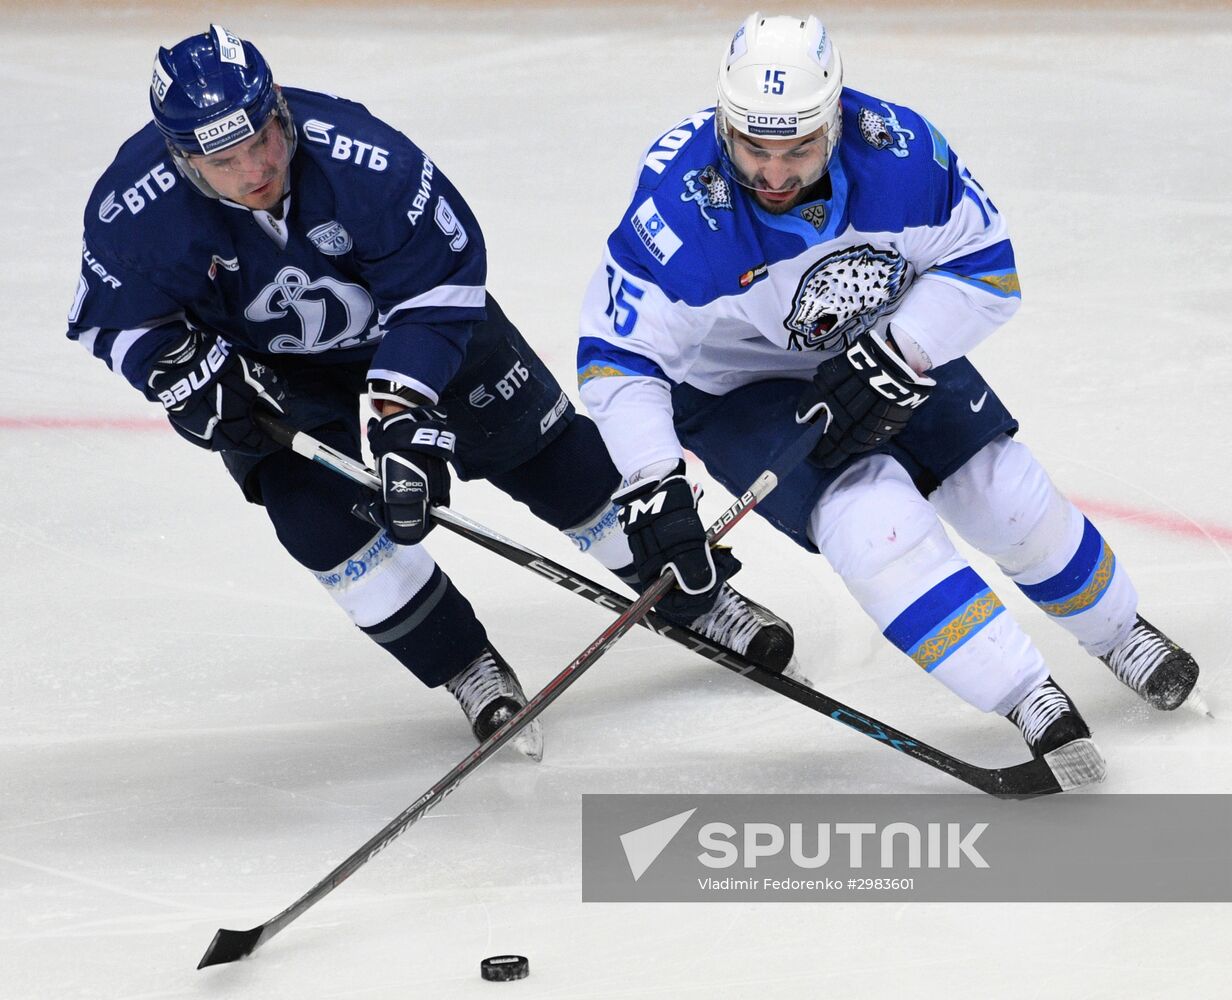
[{"left": 68, "top": 87, "right": 487, "bottom": 404}]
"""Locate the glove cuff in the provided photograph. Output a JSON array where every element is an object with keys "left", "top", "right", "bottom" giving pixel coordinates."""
[
  {"left": 368, "top": 378, "right": 436, "bottom": 411},
  {"left": 613, "top": 459, "right": 687, "bottom": 506}
]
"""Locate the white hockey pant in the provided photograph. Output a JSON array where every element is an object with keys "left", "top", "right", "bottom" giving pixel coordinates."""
[
  {"left": 931, "top": 437, "right": 1137, "bottom": 657},
  {"left": 809, "top": 455, "right": 1045, "bottom": 715}
]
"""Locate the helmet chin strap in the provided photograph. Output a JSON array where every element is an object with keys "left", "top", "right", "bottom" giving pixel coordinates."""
[{"left": 266, "top": 185, "right": 291, "bottom": 220}]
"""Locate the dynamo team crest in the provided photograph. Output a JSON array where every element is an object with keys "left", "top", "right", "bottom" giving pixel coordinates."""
[{"left": 244, "top": 265, "right": 379, "bottom": 354}]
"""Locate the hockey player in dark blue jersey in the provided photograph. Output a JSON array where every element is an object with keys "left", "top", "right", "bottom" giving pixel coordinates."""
[
  {"left": 579, "top": 13, "right": 1204, "bottom": 784},
  {"left": 67, "top": 25, "right": 796, "bottom": 760}
]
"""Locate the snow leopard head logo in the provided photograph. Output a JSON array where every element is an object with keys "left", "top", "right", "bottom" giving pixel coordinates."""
[
  {"left": 784, "top": 244, "right": 910, "bottom": 352},
  {"left": 857, "top": 108, "right": 894, "bottom": 151},
  {"left": 681, "top": 164, "right": 734, "bottom": 231}
]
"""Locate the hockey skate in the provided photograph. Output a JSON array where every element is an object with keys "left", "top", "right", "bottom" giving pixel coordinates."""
[
  {"left": 445, "top": 647, "right": 543, "bottom": 762},
  {"left": 684, "top": 583, "right": 797, "bottom": 675},
  {"left": 1008, "top": 678, "right": 1106, "bottom": 789},
  {"left": 1100, "top": 616, "right": 1202, "bottom": 712}
]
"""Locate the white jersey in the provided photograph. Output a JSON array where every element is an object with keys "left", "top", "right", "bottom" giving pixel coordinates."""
[{"left": 577, "top": 90, "right": 1021, "bottom": 480}]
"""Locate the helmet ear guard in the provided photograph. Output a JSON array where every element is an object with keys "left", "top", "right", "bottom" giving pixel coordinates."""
[
  {"left": 715, "top": 12, "right": 844, "bottom": 190},
  {"left": 149, "top": 24, "right": 296, "bottom": 200}
]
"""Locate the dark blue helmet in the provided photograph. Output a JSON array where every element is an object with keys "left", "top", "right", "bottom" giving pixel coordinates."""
[{"left": 150, "top": 25, "right": 279, "bottom": 156}]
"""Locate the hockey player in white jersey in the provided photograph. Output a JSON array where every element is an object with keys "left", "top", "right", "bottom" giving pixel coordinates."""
[
  {"left": 577, "top": 12, "right": 1202, "bottom": 779},
  {"left": 68, "top": 26, "right": 797, "bottom": 763}
]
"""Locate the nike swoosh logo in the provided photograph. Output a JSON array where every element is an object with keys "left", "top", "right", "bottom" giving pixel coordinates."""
[{"left": 970, "top": 391, "right": 988, "bottom": 412}]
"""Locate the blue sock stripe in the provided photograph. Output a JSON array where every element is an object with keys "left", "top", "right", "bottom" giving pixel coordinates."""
[
  {"left": 1037, "top": 546, "right": 1116, "bottom": 618},
  {"left": 884, "top": 568, "right": 1006, "bottom": 672},
  {"left": 1018, "top": 518, "right": 1116, "bottom": 618},
  {"left": 910, "top": 595, "right": 1004, "bottom": 672},
  {"left": 1019, "top": 518, "right": 1100, "bottom": 602},
  {"left": 884, "top": 567, "right": 986, "bottom": 650}
]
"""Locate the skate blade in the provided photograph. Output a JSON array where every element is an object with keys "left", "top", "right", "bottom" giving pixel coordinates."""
[
  {"left": 1044, "top": 738, "right": 1107, "bottom": 791},
  {"left": 509, "top": 719, "right": 544, "bottom": 763},
  {"left": 1181, "top": 683, "right": 1214, "bottom": 719},
  {"left": 780, "top": 656, "right": 817, "bottom": 691}
]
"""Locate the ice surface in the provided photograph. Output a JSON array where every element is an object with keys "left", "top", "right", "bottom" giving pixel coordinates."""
[{"left": 2, "top": 2, "right": 1229, "bottom": 997}]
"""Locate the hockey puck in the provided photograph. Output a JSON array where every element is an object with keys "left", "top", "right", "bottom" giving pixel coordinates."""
[{"left": 480, "top": 955, "right": 529, "bottom": 982}]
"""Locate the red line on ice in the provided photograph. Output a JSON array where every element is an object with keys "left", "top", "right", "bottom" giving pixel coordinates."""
[
  {"left": 0, "top": 424, "right": 1227, "bottom": 543},
  {"left": 1072, "top": 496, "right": 1232, "bottom": 545}
]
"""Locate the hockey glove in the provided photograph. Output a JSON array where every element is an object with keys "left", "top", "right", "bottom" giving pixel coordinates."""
[
  {"left": 363, "top": 408, "right": 455, "bottom": 545},
  {"left": 147, "top": 331, "right": 285, "bottom": 455},
  {"left": 795, "top": 329, "right": 936, "bottom": 469},
  {"left": 614, "top": 463, "right": 740, "bottom": 623}
]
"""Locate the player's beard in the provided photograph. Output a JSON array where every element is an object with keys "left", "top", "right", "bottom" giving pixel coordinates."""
[
  {"left": 753, "top": 187, "right": 803, "bottom": 214},
  {"left": 751, "top": 173, "right": 830, "bottom": 215}
]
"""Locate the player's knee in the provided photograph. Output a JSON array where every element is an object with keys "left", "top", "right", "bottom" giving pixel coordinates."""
[
  {"left": 933, "top": 437, "right": 1067, "bottom": 571},
  {"left": 811, "top": 455, "right": 944, "bottom": 584},
  {"left": 487, "top": 414, "right": 621, "bottom": 530},
  {"left": 257, "top": 447, "right": 374, "bottom": 570}
]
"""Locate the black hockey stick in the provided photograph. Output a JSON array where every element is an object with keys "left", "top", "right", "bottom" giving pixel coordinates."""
[
  {"left": 252, "top": 413, "right": 1075, "bottom": 801},
  {"left": 198, "top": 414, "right": 823, "bottom": 968}
]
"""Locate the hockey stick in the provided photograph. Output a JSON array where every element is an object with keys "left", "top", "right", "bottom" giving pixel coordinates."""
[
  {"left": 251, "top": 413, "right": 1072, "bottom": 801},
  {"left": 198, "top": 414, "right": 823, "bottom": 968}
]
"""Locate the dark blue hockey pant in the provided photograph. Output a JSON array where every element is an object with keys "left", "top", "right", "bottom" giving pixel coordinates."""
[
  {"left": 220, "top": 295, "right": 621, "bottom": 687},
  {"left": 671, "top": 357, "right": 1019, "bottom": 551}
]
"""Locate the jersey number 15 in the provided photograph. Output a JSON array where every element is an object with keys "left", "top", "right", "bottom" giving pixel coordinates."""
[{"left": 604, "top": 265, "right": 644, "bottom": 336}]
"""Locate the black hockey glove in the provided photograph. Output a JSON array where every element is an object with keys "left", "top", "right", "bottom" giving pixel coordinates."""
[
  {"left": 795, "top": 329, "right": 936, "bottom": 469},
  {"left": 614, "top": 463, "right": 740, "bottom": 623},
  {"left": 363, "top": 408, "right": 455, "bottom": 545},
  {"left": 147, "top": 331, "right": 285, "bottom": 455}
]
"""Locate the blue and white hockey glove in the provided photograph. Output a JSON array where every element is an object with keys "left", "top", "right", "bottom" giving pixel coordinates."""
[
  {"left": 795, "top": 329, "right": 936, "bottom": 469},
  {"left": 614, "top": 463, "right": 740, "bottom": 624},
  {"left": 364, "top": 408, "right": 455, "bottom": 545},
  {"left": 147, "top": 331, "right": 285, "bottom": 455}
]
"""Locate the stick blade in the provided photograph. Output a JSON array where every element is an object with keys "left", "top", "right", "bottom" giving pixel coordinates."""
[
  {"left": 198, "top": 925, "right": 266, "bottom": 969},
  {"left": 1043, "top": 737, "right": 1107, "bottom": 792},
  {"left": 982, "top": 757, "right": 1065, "bottom": 799}
]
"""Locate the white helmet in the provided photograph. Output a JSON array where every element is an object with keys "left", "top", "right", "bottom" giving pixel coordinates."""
[{"left": 716, "top": 13, "right": 844, "bottom": 187}]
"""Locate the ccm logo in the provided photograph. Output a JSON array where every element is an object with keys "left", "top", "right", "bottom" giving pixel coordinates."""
[
  {"left": 624, "top": 494, "right": 667, "bottom": 522},
  {"left": 847, "top": 343, "right": 929, "bottom": 409}
]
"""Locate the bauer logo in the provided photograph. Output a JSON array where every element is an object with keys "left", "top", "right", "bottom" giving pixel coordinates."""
[
  {"left": 582, "top": 794, "right": 1232, "bottom": 903},
  {"left": 195, "top": 108, "right": 255, "bottom": 155}
]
